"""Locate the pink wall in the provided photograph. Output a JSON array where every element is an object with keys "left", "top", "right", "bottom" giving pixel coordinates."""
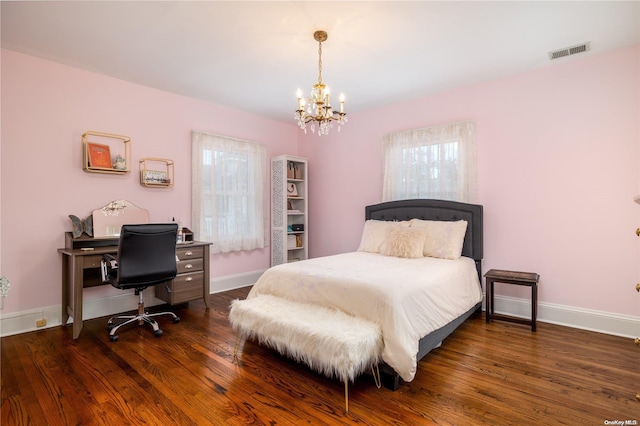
[
  {"left": 2, "top": 44, "right": 639, "bottom": 320},
  {"left": 0, "top": 49, "right": 298, "bottom": 313},
  {"left": 302, "top": 44, "right": 640, "bottom": 317}
]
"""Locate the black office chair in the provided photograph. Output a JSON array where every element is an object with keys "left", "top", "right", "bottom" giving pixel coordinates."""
[{"left": 101, "top": 223, "right": 180, "bottom": 342}]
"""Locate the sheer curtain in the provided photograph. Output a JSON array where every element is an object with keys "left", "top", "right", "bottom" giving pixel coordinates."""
[
  {"left": 191, "top": 131, "right": 267, "bottom": 254},
  {"left": 382, "top": 120, "right": 477, "bottom": 203}
]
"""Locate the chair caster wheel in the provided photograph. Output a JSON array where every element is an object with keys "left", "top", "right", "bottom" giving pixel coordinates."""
[
  {"left": 109, "top": 335, "right": 119, "bottom": 342},
  {"left": 173, "top": 317, "right": 180, "bottom": 324},
  {"left": 154, "top": 329, "right": 163, "bottom": 337}
]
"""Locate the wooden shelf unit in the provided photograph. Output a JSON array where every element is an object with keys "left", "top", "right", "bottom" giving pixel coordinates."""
[
  {"left": 139, "top": 157, "right": 174, "bottom": 187},
  {"left": 82, "top": 131, "right": 131, "bottom": 174}
]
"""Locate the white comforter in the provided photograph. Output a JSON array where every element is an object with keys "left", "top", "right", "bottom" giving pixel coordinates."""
[{"left": 247, "top": 251, "right": 482, "bottom": 382}]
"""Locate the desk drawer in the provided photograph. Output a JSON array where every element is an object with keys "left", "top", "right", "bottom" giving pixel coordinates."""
[
  {"left": 177, "top": 246, "right": 203, "bottom": 261},
  {"left": 177, "top": 258, "right": 203, "bottom": 274},
  {"left": 156, "top": 272, "right": 204, "bottom": 305},
  {"left": 83, "top": 255, "right": 104, "bottom": 269}
]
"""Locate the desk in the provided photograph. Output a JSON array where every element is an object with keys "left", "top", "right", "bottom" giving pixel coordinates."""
[{"left": 59, "top": 234, "right": 211, "bottom": 339}]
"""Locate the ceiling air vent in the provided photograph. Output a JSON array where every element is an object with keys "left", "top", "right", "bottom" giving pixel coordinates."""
[{"left": 548, "top": 42, "right": 590, "bottom": 60}]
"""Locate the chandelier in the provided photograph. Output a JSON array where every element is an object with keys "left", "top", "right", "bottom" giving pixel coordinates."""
[{"left": 295, "top": 30, "right": 347, "bottom": 136}]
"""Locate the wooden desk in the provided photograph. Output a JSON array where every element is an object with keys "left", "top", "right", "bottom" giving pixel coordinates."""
[{"left": 58, "top": 234, "right": 211, "bottom": 339}]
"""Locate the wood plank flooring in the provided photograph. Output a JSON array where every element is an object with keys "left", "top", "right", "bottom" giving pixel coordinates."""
[{"left": 2, "top": 286, "right": 638, "bottom": 425}]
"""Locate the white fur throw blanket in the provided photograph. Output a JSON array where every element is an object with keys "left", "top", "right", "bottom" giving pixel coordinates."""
[{"left": 229, "top": 295, "right": 383, "bottom": 383}]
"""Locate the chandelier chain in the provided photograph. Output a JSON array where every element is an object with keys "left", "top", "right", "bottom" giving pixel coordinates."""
[{"left": 317, "top": 40, "right": 323, "bottom": 85}]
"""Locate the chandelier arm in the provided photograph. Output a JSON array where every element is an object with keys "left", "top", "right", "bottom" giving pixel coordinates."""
[{"left": 302, "top": 114, "right": 343, "bottom": 124}]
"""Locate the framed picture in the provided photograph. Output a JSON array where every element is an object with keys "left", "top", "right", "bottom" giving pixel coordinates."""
[
  {"left": 87, "top": 143, "right": 112, "bottom": 169},
  {"left": 142, "top": 169, "right": 169, "bottom": 184},
  {"left": 287, "top": 182, "right": 298, "bottom": 197}
]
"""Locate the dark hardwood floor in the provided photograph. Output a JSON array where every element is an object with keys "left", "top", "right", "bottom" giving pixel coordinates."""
[{"left": 2, "top": 286, "right": 638, "bottom": 425}]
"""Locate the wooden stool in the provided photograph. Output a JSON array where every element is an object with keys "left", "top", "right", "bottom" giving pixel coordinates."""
[{"left": 484, "top": 269, "right": 539, "bottom": 332}]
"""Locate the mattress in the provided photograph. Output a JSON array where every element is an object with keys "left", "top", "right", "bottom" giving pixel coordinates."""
[{"left": 248, "top": 251, "right": 482, "bottom": 381}]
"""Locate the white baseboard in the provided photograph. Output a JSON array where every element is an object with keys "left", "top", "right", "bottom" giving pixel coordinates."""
[
  {"left": 1, "top": 305, "right": 62, "bottom": 337},
  {"left": 0, "top": 288, "right": 159, "bottom": 337},
  {"left": 487, "top": 293, "right": 639, "bottom": 339},
  {"left": 210, "top": 269, "right": 265, "bottom": 294},
  {"left": 0, "top": 270, "right": 266, "bottom": 338},
  {"left": 2, "top": 275, "right": 637, "bottom": 339}
]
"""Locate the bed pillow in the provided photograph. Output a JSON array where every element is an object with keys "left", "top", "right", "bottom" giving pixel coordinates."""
[
  {"left": 380, "top": 227, "right": 426, "bottom": 259},
  {"left": 409, "top": 219, "right": 468, "bottom": 259},
  {"left": 357, "top": 220, "right": 409, "bottom": 253}
]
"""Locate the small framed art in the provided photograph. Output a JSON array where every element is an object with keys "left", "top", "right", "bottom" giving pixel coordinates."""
[
  {"left": 87, "top": 143, "right": 112, "bottom": 169},
  {"left": 139, "top": 157, "right": 174, "bottom": 187}
]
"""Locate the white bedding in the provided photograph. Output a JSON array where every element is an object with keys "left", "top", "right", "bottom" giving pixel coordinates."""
[{"left": 247, "top": 251, "right": 482, "bottom": 382}]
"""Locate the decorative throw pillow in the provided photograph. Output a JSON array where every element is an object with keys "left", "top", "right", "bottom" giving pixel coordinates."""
[
  {"left": 409, "top": 219, "right": 468, "bottom": 259},
  {"left": 380, "top": 227, "right": 426, "bottom": 259},
  {"left": 357, "top": 220, "right": 409, "bottom": 253}
]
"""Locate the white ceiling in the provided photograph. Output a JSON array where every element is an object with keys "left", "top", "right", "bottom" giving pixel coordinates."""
[{"left": 2, "top": 1, "right": 639, "bottom": 124}]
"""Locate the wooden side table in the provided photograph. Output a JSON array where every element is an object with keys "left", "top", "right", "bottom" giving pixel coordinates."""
[{"left": 484, "top": 269, "right": 540, "bottom": 332}]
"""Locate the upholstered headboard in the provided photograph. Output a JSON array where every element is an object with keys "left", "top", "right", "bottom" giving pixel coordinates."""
[{"left": 365, "top": 199, "right": 483, "bottom": 277}]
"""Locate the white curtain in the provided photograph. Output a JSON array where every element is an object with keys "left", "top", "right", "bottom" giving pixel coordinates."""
[
  {"left": 192, "top": 131, "right": 267, "bottom": 254},
  {"left": 382, "top": 120, "right": 477, "bottom": 203}
]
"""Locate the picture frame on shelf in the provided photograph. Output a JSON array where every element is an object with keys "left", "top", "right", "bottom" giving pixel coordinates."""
[
  {"left": 142, "top": 169, "right": 170, "bottom": 185},
  {"left": 87, "top": 143, "right": 112, "bottom": 169},
  {"left": 287, "top": 182, "right": 298, "bottom": 197},
  {"left": 139, "top": 157, "right": 174, "bottom": 187}
]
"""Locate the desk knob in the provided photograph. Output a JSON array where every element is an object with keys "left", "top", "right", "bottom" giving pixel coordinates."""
[
  {"left": 185, "top": 251, "right": 194, "bottom": 256},
  {"left": 185, "top": 264, "right": 193, "bottom": 269}
]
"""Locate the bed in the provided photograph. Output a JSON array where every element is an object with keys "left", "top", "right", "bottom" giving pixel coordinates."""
[{"left": 234, "top": 198, "right": 483, "bottom": 390}]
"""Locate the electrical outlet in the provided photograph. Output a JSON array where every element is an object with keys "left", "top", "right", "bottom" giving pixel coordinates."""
[{"left": 36, "top": 319, "right": 46, "bottom": 327}]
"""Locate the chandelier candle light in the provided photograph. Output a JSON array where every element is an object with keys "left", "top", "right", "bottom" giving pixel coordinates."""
[{"left": 295, "top": 30, "right": 347, "bottom": 136}]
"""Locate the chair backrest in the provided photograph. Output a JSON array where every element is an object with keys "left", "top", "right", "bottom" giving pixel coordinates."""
[{"left": 114, "top": 223, "right": 178, "bottom": 288}]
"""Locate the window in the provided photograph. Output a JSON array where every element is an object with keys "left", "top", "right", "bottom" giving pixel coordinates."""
[
  {"left": 382, "top": 120, "right": 477, "bottom": 203},
  {"left": 192, "top": 131, "right": 267, "bottom": 254}
]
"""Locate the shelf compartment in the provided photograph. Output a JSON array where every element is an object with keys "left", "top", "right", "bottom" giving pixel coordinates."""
[
  {"left": 139, "top": 157, "right": 174, "bottom": 187},
  {"left": 82, "top": 131, "right": 131, "bottom": 174}
]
